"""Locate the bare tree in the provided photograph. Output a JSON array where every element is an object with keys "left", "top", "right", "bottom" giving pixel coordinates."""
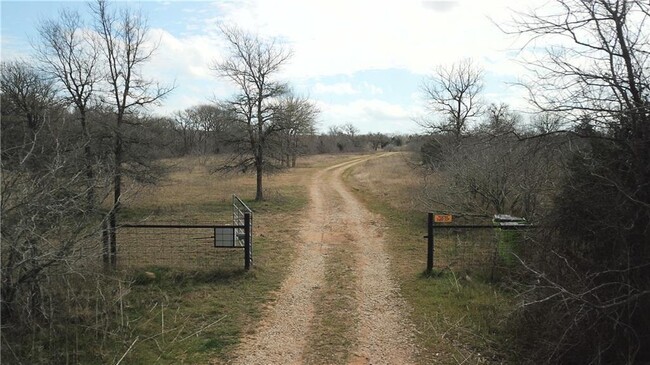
[
  {"left": 1, "top": 91, "right": 124, "bottom": 363},
  {"left": 367, "top": 132, "right": 391, "bottom": 151},
  {"left": 212, "top": 25, "right": 291, "bottom": 200},
  {"left": 1, "top": 64, "right": 105, "bottom": 324},
  {"left": 422, "top": 58, "right": 484, "bottom": 142},
  {"left": 91, "top": 0, "right": 173, "bottom": 267},
  {"left": 0, "top": 61, "right": 58, "bottom": 144},
  {"left": 36, "top": 8, "right": 101, "bottom": 208},
  {"left": 1, "top": 131, "right": 100, "bottom": 322},
  {"left": 479, "top": 102, "right": 520, "bottom": 135},
  {"left": 328, "top": 125, "right": 342, "bottom": 136},
  {"left": 324, "top": 123, "right": 362, "bottom": 152},
  {"left": 272, "top": 95, "right": 318, "bottom": 167},
  {"left": 341, "top": 122, "right": 359, "bottom": 139},
  {"left": 506, "top": 1, "right": 650, "bottom": 362},
  {"left": 192, "top": 104, "right": 229, "bottom": 154},
  {"left": 173, "top": 108, "right": 198, "bottom": 156},
  {"left": 172, "top": 104, "right": 231, "bottom": 156},
  {"left": 530, "top": 111, "right": 564, "bottom": 134},
  {"left": 420, "top": 113, "right": 557, "bottom": 220}
]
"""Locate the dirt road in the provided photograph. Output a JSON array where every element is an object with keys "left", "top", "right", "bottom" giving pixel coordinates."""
[{"left": 230, "top": 155, "right": 417, "bottom": 364}]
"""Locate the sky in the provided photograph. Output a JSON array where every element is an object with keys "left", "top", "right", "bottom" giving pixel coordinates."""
[{"left": 0, "top": 0, "right": 541, "bottom": 134}]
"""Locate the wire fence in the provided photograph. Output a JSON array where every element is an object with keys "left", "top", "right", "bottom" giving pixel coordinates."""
[
  {"left": 431, "top": 226, "right": 533, "bottom": 279},
  {"left": 115, "top": 225, "right": 245, "bottom": 271},
  {"left": 112, "top": 195, "right": 253, "bottom": 271}
]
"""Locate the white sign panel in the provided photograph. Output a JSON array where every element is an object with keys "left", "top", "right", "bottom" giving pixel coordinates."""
[{"left": 214, "top": 228, "right": 235, "bottom": 247}]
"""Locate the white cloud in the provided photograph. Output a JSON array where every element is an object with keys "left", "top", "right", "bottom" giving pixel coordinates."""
[
  {"left": 318, "top": 99, "right": 419, "bottom": 134},
  {"left": 146, "top": 28, "right": 222, "bottom": 80},
  {"left": 363, "top": 82, "right": 383, "bottom": 96},
  {"left": 205, "top": 0, "right": 544, "bottom": 81},
  {"left": 142, "top": 28, "right": 235, "bottom": 115},
  {"left": 422, "top": 1, "right": 460, "bottom": 12},
  {"left": 313, "top": 82, "right": 359, "bottom": 95},
  {"left": 311, "top": 81, "right": 383, "bottom": 96},
  {"left": 1, "top": 35, "right": 32, "bottom": 61}
]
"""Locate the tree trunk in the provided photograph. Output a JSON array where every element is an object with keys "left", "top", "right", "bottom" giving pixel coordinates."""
[
  {"left": 109, "top": 125, "right": 122, "bottom": 269},
  {"left": 255, "top": 158, "right": 263, "bottom": 201},
  {"left": 255, "top": 125, "right": 264, "bottom": 201},
  {"left": 80, "top": 112, "right": 95, "bottom": 210},
  {"left": 255, "top": 99, "right": 264, "bottom": 201}
]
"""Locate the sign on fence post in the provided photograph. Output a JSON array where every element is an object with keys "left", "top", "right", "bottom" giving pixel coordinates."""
[{"left": 434, "top": 214, "right": 453, "bottom": 223}]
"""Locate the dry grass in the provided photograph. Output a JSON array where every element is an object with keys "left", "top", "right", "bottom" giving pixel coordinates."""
[
  {"left": 344, "top": 152, "right": 518, "bottom": 364},
  {"left": 346, "top": 152, "right": 423, "bottom": 211},
  {"left": 116, "top": 154, "right": 328, "bottom": 270},
  {"left": 100, "top": 153, "right": 358, "bottom": 364},
  {"left": 125, "top": 154, "right": 314, "bottom": 222}
]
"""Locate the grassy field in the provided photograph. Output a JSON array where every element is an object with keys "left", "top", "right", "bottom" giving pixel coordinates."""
[
  {"left": 91, "top": 154, "right": 356, "bottom": 364},
  {"left": 344, "top": 152, "right": 518, "bottom": 364}
]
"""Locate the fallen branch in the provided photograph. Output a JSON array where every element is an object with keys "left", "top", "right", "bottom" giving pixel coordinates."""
[
  {"left": 115, "top": 336, "right": 139, "bottom": 365},
  {"left": 180, "top": 315, "right": 227, "bottom": 342}
]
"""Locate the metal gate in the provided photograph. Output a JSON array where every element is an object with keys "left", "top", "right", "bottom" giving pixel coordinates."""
[
  {"left": 233, "top": 195, "right": 253, "bottom": 268},
  {"left": 424, "top": 213, "right": 532, "bottom": 276},
  {"left": 105, "top": 195, "right": 253, "bottom": 271}
]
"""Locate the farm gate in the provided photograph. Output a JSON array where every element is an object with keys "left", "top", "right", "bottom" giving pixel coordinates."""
[
  {"left": 104, "top": 195, "right": 253, "bottom": 271},
  {"left": 424, "top": 213, "right": 533, "bottom": 278}
]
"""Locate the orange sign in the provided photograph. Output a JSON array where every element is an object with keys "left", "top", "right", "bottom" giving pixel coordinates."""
[{"left": 434, "top": 214, "right": 453, "bottom": 223}]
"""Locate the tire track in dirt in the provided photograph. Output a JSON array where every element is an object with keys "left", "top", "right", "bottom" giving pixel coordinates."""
[
  {"left": 228, "top": 154, "right": 417, "bottom": 364},
  {"left": 302, "top": 158, "right": 365, "bottom": 364},
  {"left": 332, "top": 155, "right": 418, "bottom": 365}
]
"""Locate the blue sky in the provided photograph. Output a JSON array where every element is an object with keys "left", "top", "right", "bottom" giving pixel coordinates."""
[{"left": 1, "top": 0, "right": 539, "bottom": 134}]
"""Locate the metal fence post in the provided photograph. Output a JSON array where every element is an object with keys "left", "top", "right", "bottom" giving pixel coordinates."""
[
  {"left": 427, "top": 212, "right": 434, "bottom": 273},
  {"left": 244, "top": 212, "right": 251, "bottom": 270}
]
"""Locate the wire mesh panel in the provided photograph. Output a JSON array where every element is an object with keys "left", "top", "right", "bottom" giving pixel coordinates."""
[
  {"left": 111, "top": 195, "right": 253, "bottom": 271},
  {"left": 435, "top": 227, "right": 531, "bottom": 277},
  {"left": 116, "top": 226, "right": 244, "bottom": 271}
]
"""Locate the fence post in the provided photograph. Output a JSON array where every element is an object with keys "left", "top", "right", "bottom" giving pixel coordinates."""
[
  {"left": 244, "top": 212, "right": 251, "bottom": 270},
  {"left": 427, "top": 212, "right": 434, "bottom": 273}
]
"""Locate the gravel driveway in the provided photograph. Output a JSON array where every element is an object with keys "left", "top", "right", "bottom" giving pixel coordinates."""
[{"left": 229, "top": 155, "right": 418, "bottom": 365}]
